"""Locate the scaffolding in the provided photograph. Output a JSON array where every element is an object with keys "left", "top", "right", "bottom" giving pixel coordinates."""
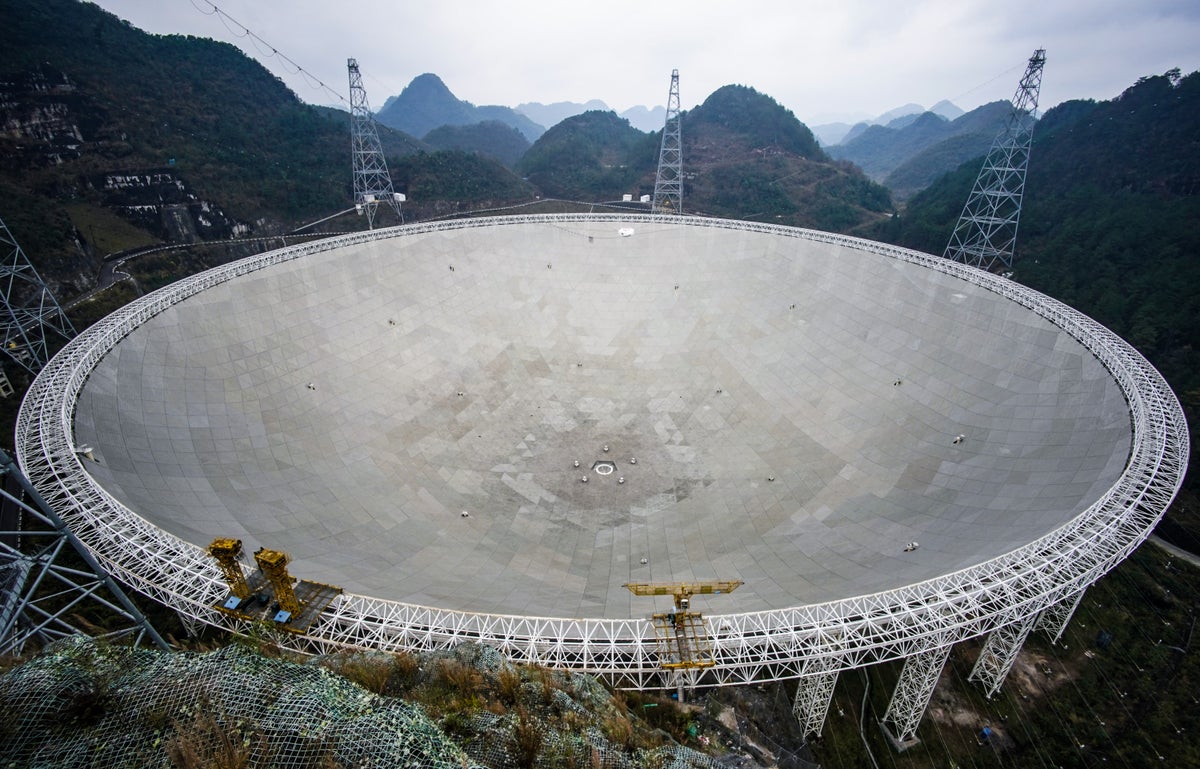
[{"left": 209, "top": 541, "right": 342, "bottom": 633}]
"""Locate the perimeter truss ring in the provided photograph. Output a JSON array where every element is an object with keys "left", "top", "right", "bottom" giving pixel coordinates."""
[{"left": 16, "top": 215, "right": 1189, "bottom": 689}]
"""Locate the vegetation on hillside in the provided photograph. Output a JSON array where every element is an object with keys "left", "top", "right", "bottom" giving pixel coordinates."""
[
  {"left": 688, "top": 84, "right": 824, "bottom": 159},
  {"left": 392, "top": 150, "right": 535, "bottom": 218},
  {"left": 515, "top": 110, "right": 658, "bottom": 201},
  {"left": 872, "top": 68, "right": 1200, "bottom": 551},
  {"left": 681, "top": 86, "right": 892, "bottom": 229},
  {"left": 423, "top": 120, "right": 532, "bottom": 168},
  {"left": 831, "top": 101, "right": 1010, "bottom": 198}
]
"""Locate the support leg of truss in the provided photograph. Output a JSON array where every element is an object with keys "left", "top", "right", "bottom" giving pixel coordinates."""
[
  {"left": 968, "top": 615, "right": 1036, "bottom": 698},
  {"left": 881, "top": 642, "right": 952, "bottom": 745},
  {"left": 792, "top": 654, "right": 840, "bottom": 740},
  {"left": 1035, "top": 588, "right": 1085, "bottom": 646}
]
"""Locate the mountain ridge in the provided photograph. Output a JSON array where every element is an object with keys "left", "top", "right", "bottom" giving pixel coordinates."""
[{"left": 375, "top": 73, "right": 545, "bottom": 142}]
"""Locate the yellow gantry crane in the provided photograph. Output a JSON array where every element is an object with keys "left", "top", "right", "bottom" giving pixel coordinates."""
[
  {"left": 207, "top": 538, "right": 341, "bottom": 631},
  {"left": 624, "top": 580, "right": 743, "bottom": 670},
  {"left": 253, "top": 547, "right": 302, "bottom": 616},
  {"left": 208, "top": 538, "right": 252, "bottom": 600}
]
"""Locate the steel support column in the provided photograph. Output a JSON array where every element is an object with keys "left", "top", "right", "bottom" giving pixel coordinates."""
[
  {"left": 944, "top": 49, "right": 1045, "bottom": 272},
  {"left": 348, "top": 58, "right": 403, "bottom": 230},
  {"left": 968, "top": 615, "right": 1036, "bottom": 698},
  {"left": 1036, "top": 588, "right": 1086, "bottom": 645},
  {"left": 792, "top": 655, "right": 840, "bottom": 739},
  {"left": 652, "top": 69, "right": 682, "bottom": 215},
  {"left": 881, "top": 642, "right": 952, "bottom": 744},
  {"left": 0, "top": 450, "right": 168, "bottom": 655}
]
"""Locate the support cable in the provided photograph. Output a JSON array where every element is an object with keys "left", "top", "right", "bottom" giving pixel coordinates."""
[
  {"left": 1042, "top": 640, "right": 1136, "bottom": 768},
  {"left": 186, "top": 0, "right": 348, "bottom": 105},
  {"left": 1000, "top": 684, "right": 1057, "bottom": 769}
]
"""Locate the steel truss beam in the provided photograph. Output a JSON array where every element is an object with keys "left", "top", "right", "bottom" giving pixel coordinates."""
[
  {"left": 14, "top": 215, "right": 1188, "bottom": 691},
  {"left": 0, "top": 450, "right": 167, "bottom": 655},
  {"left": 652, "top": 70, "right": 682, "bottom": 215},
  {"left": 944, "top": 49, "right": 1045, "bottom": 272},
  {"left": 968, "top": 614, "right": 1036, "bottom": 698},
  {"left": 792, "top": 653, "right": 841, "bottom": 739},
  {"left": 881, "top": 641, "right": 952, "bottom": 743},
  {"left": 348, "top": 58, "right": 402, "bottom": 230},
  {"left": 0, "top": 215, "right": 76, "bottom": 375},
  {"left": 1035, "top": 587, "right": 1086, "bottom": 645}
]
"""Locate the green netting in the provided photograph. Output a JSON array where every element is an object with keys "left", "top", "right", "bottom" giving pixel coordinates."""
[
  {"left": 0, "top": 637, "right": 472, "bottom": 768},
  {"left": 0, "top": 637, "right": 741, "bottom": 769}
]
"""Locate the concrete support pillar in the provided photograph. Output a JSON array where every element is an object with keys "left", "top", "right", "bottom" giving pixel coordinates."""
[
  {"left": 791, "top": 655, "right": 840, "bottom": 739},
  {"left": 1035, "top": 588, "right": 1086, "bottom": 645},
  {"left": 880, "top": 642, "right": 952, "bottom": 745},
  {"left": 968, "top": 615, "right": 1037, "bottom": 698}
]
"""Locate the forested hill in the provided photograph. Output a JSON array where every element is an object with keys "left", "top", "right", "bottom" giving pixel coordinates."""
[
  {"left": 517, "top": 85, "right": 894, "bottom": 232},
  {"left": 873, "top": 68, "right": 1200, "bottom": 491},
  {"left": 0, "top": 0, "right": 532, "bottom": 296}
]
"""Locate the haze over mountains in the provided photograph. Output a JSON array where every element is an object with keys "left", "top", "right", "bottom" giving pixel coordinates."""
[{"left": 376, "top": 73, "right": 670, "bottom": 142}]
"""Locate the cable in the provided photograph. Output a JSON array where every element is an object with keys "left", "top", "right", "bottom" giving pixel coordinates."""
[
  {"left": 1000, "top": 685, "right": 1054, "bottom": 769},
  {"left": 857, "top": 670, "right": 881, "bottom": 769},
  {"left": 945, "top": 63, "right": 1024, "bottom": 107},
  {"left": 184, "top": 0, "right": 347, "bottom": 105}
]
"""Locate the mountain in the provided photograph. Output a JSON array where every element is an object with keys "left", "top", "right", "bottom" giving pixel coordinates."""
[
  {"left": 813, "top": 101, "right": 965, "bottom": 147},
  {"left": 375, "top": 74, "right": 544, "bottom": 142},
  {"left": 828, "top": 101, "right": 1010, "bottom": 196},
  {"left": 422, "top": 120, "right": 530, "bottom": 168},
  {"left": 515, "top": 111, "right": 656, "bottom": 200},
  {"left": 0, "top": 0, "right": 534, "bottom": 298},
  {"left": 617, "top": 105, "right": 668, "bottom": 132},
  {"left": 516, "top": 99, "right": 610, "bottom": 130},
  {"left": 516, "top": 85, "right": 893, "bottom": 231},
  {"left": 516, "top": 101, "right": 666, "bottom": 133},
  {"left": 874, "top": 67, "right": 1200, "bottom": 496},
  {"left": 810, "top": 122, "right": 855, "bottom": 147},
  {"left": 930, "top": 99, "right": 964, "bottom": 120}
]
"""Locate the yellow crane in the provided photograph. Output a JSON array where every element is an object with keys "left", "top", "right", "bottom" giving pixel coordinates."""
[
  {"left": 624, "top": 580, "right": 742, "bottom": 670},
  {"left": 208, "top": 538, "right": 341, "bottom": 631},
  {"left": 253, "top": 547, "right": 302, "bottom": 616},
  {"left": 208, "top": 537, "right": 251, "bottom": 600}
]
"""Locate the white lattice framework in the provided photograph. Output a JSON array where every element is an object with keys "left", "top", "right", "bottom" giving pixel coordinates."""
[
  {"left": 968, "top": 613, "right": 1037, "bottom": 698},
  {"left": 15, "top": 214, "right": 1189, "bottom": 690},
  {"left": 1035, "top": 588, "right": 1085, "bottom": 645},
  {"left": 792, "top": 653, "right": 841, "bottom": 739},
  {"left": 652, "top": 70, "right": 682, "bottom": 215},
  {"left": 881, "top": 641, "right": 953, "bottom": 743}
]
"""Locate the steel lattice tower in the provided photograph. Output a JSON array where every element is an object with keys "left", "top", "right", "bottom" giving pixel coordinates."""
[
  {"left": 944, "top": 49, "right": 1045, "bottom": 273},
  {"left": 348, "top": 58, "right": 403, "bottom": 230},
  {"left": 652, "top": 69, "right": 683, "bottom": 215},
  {"left": 0, "top": 450, "right": 168, "bottom": 655},
  {"left": 0, "top": 215, "right": 76, "bottom": 376}
]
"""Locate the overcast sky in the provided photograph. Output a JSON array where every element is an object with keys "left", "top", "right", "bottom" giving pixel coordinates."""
[{"left": 92, "top": 0, "right": 1200, "bottom": 124}]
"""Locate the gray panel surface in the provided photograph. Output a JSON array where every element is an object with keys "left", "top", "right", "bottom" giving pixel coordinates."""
[{"left": 74, "top": 220, "right": 1132, "bottom": 619}]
